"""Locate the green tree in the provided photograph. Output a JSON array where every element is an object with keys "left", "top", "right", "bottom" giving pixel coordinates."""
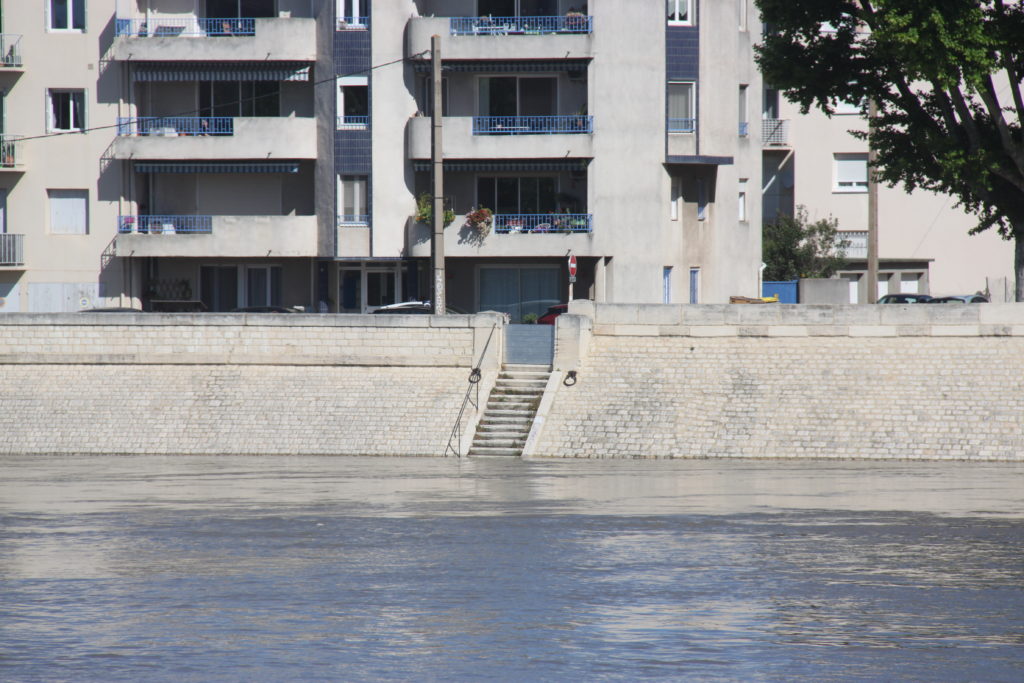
[
  {"left": 763, "top": 206, "right": 848, "bottom": 281},
  {"left": 756, "top": 0, "right": 1024, "bottom": 300}
]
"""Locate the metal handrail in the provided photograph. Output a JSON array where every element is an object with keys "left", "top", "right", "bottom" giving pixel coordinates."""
[
  {"left": 445, "top": 323, "right": 499, "bottom": 457},
  {"left": 0, "top": 35, "right": 22, "bottom": 67},
  {"left": 451, "top": 15, "right": 593, "bottom": 35},
  {"left": 0, "top": 233, "right": 24, "bottom": 266},
  {"left": 337, "top": 214, "right": 370, "bottom": 225},
  {"left": 762, "top": 118, "right": 789, "bottom": 145},
  {"left": 473, "top": 115, "right": 592, "bottom": 135},
  {"left": 336, "top": 115, "right": 370, "bottom": 129},
  {"left": 494, "top": 213, "right": 592, "bottom": 233},
  {"left": 116, "top": 117, "right": 234, "bottom": 136},
  {"left": 0, "top": 135, "right": 23, "bottom": 167},
  {"left": 115, "top": 17, "right": 256, "bottom": 37},
  {"left": 668, "top": 117, "right": 696, "bottom": 133},
  {"left": 119, "top": 215, "right": 213, "bottom": 234}
]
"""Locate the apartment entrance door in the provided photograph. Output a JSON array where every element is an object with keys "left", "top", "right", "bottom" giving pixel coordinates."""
[{"left": 338, "top": 263, "right": 401, "bottom": 313}]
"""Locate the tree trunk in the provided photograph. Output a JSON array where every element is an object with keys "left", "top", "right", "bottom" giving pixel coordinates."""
[{"left": 1017, "top": 232, "right": 1024, "bottom": 302}]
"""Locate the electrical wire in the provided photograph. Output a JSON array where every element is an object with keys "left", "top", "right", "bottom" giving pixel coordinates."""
[{"left": 13, "top": 50, "right": 429, "bottom": 144}]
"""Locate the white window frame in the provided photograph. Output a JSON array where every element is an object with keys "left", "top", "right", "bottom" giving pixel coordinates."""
[
  {"left": 47, "top": 89, "right": 86, "bottom": 132},
  {"left": 663, "top": 266, "right": 673, "bottom": 304},
  {"left": 738, "top": 178, "right": 748, "bottom": 222},
  {"left": 47, "top": 0, "right": 87, "bottom": 32},
  {"left": 667, "top": 0, "right": 694, "bottom": 26},
  {"left": 338, "top": 175, "right": 368, "bottom": 224},
  {"left": 834, "top": 153, "right": 869, "bottom": 193},
  {"left": 697, "top": 178, "right": 708, "bottom": 221},
  {"left": 670, "top": 177, "right": 681, "bottom": 221},
  {"left": 337, "top": 76, "right": 369, "bottom": 129},
  {"left": 48, "top": 189, "right": 89, "bottom": 235},
  {"left": 689, "top": 267, "right": 700, "bottom": 304},
  {"left": 337, "top": 0, "right": 367, "bottom": 29},
  {"left": 738, "top": 84, "right": 748, "bottom": 136},
  {"left": 668, "top": 81, "right": 695, "bottom": 134}
]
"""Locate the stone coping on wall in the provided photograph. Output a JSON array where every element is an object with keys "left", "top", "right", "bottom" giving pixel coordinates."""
[
  {"left": 0, "top": 312, "right": 507, "bottom": 368},
  {"left": 568, "top": 301, "right": 1024, "bottom": 337}
]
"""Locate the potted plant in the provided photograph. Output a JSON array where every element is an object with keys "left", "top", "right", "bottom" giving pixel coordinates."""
[
  {"left": 465, "top": 207, "right": 493, "bottom": 237},
  {"left": 415, "top": 192, "right": 455, "bottom": 227}
]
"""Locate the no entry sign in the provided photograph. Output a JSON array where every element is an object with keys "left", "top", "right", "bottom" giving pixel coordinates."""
[{"left": 568, "top": 254, "right": 578, "bottom": 277}]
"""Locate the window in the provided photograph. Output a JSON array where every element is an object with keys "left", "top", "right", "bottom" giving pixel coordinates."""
[
  {"left": 663, "top": 267, "right": 673, "bottom": 304},
  {"left": 49, "top": 0, "right": 86, "bottom": 31},
  {"left": 48, "top": 189, "right": 88, "bottom": 235},
  {"left": 689, "top": 267, "right": 700, "bottom": 304},
  {"left": 900, "top": 273, "right": 921, "bottom": 294},
  {"left": 834, "top": 153, "right": 869, "bottom": 192},
  {"left": 418, "top": 76, "right": 449, "bottom": 116},
  {"left": 338, "top": 76, "right": 369, "bottom": 128},
  {"left": 246, "top": 266, "right": 282, "bottom": 308},
  {"left": 667, "top": 0, "right": 693, "bottom": 25},
  {"left": 339, "top": 176, "right": 368, "bottom": 224},
  {"left": 478, "top": 76, "right": 556, "bottom": 117},
  {"left": 477, "top": 176, "right": 556, "bottom": 214},
  {"left": 697, "top": 179, "right": 707, "bottom": 221},
  {"left": 738, "top": 84, "right": 748, "bottom": 136},
  {"left": 201, "top": 265, "right": 239, "bottom": 312},
  {"left": 199, "top": 81, "right": 279, "bottom": 118},
  {"left": 668, "top": 82, "right": 695, "bottom": 133},
  {"left": 337, "top": 0, "right": 368, "bottom": 28},
  {"left": 48, "top": 90, "right": 85, "bottom": 132},
  {"left": 738, "top": 0, "right": 747, "bottom": 31},
  {"left": 670, "top": 177, "right": 681, "bottom": 221},
  {"left": 738, "top": 179, "right": 748, "bottom": 222}
]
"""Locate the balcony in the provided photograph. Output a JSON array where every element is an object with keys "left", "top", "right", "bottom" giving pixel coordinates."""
[
  {"left": 408, "top": 116, "right": 593, "bottom": 160},
  {"left": 109, "top": 17, "right": 316, "bottom": 62},
  {"left": 0, "top": 233, "right": 24, "bottom": 266},
  {"left": 0, "top": 136, "right": 24, "bottom": 169},
  {"left": 336, "top": 115, "right": 369, "bottom": 130},
  {"left": 668, "top": 118, "right": 696, "bottom": 134},
  {"left": 406, "top": 212, "right": 594, "bottom": 259},
  {"left": 408, "top": 16, "right": 593, "bottom": 61},
  {"left": 0, "top": 35, "right": 22, "bottom": 68},
  {"left": 839, "top": 231, "right": 868, "bottom": 258},
  {"left": 115, "top": 215, "right": 318, "bottom": 258},
  {"left": 763, "top": 118, "right": 789, "bottom": 146},
  {"left": 110, "top": 116, "right": 316, "bottom": 160}
]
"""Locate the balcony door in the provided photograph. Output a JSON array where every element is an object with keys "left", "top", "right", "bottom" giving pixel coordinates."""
[
  {"left": 338, "top": 264, "right": 402, "bottom": 313},
  {"left": 478, "top": 0, "right": 557, "bottom": 15},
  {"left": 478, "top": 77, "right": 557, "bottom": 117},
  {"left": 477, "top": 176, "right": 557, "bottom": 214}
]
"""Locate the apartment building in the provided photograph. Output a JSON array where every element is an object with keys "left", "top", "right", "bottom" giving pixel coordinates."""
[
  {"left": 0, "top": 1, "right": 762, "bottom": 314},
  {"left": 763, "top": 93, "right": 1016, "bottom": 303}
]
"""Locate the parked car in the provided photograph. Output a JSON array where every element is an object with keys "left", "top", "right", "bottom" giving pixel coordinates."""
[
  {"left": 230, "top": 306, "right": 298, "bottom": 313},
  {"left": 79, "top": 307, "right": 143, "bottom": 312},
  {"left": 927, "top": 295, "right": 989, "bottom": 304},
  {"left": 877, "top": 293, "right": 933, "bottom": 304},
  {"left": 372, "top": 301, "right": 468, "bottom": 314},
  {"left": 537, "top": 303, "right": 568, "bottom": 325}
]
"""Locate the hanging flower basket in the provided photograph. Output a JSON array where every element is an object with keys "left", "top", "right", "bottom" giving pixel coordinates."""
[{"left": 465, "top": 207, "right": 493, "bottom": 237}]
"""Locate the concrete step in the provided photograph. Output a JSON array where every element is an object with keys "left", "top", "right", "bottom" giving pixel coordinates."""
[{"left": 467, "top": 446, "right": 523, "bottom": 457}]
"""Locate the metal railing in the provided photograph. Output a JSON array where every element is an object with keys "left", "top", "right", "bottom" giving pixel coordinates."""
[
  {"left": 337, "top": 214, "right": 370, "bottom": 225},
  {"left": 473, "top": 115, "right": 592, "bottom": 135},
  {"left": 668, "top": 118, "right": 696, "bottom": 133},
  {"left": 336, "top": 115, "right": 370, "bottom": 129},
  {"left": 0, "top": 233, "right": 24, "bottom": 266},
  {"left": 739, "top": 121, "right": 749, "bottom": 137},
  {"left": 451, "top": 15, "right": 593, "bottom": 35},
  {"left": 763, "top": 118, "right": 789, "bottom": 146},
  {"left": 115, "top": 17, "right": 256, "bottom": 37},
  {"left": 0, "top": 34, "right": 22, "bottom": 67},
  {"left": 118, "top": 215, "right": 213, "bottom": 234},
  {"left": 445, "top": 323, "right": 498, "bottom": 458},
  {"left": 839, "top": 231, "right": 867, "bottom": 258},
  {"left": 337, "top": 16, "right": 369, "bottom": 30},
  {"left": 117, "top": 117, "right": 234, "bottom": 136},
  {"left": 0, "top": 135, "right": 23, "bottom": 167},
  {"left": 494, "top": 214, "right": 592, "bottom": 234}
]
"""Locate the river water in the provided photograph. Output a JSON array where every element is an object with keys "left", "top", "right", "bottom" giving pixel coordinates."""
[{"left": 1, "top": 456, "right": 1023, "bottom": 682}]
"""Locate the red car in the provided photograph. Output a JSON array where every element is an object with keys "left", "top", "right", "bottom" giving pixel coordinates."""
[{"left": 537, "top": 303, "right": 568, "bottom": 325}]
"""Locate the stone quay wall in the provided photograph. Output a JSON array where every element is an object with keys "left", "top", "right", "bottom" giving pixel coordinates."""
[
  {"left": 0, "top": 313, "right": 505, "bottom": 456},
  {"left": 531, "top": 302, "right": 1024, "bottom": 461}
]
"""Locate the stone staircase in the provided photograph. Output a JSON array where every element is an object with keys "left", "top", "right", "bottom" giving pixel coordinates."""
[{"left": 468, "top": 364, "right": 550, "bottom": 457}]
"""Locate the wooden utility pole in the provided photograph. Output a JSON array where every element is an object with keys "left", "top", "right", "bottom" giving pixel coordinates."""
[
  {"left": 866, "top": 98, "right": 879, "bottom": 304},
  {"left": 431, "top": 35, "right": 446, "bottom": 314}
]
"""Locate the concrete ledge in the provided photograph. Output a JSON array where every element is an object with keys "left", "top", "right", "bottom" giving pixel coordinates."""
[{"left": 0, "top": 354, "right": 475, "bottom": 367}]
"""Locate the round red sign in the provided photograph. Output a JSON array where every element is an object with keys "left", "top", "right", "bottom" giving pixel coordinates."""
[{"left": 568, "top": 254, "right": 578, "bottom": 277}]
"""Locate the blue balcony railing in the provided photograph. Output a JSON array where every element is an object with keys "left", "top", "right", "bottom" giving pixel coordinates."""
[
  {"left": 115, "top": 17, "right": 255, "bottom": 37},
  {"left": 337, "top": 16, "right": 369, "bottom": 30},
  {"left": 118, "top": 215, "right": 213, "bottom": 234},
  {"left": 337, "top": 214, "right": 370, "bottom": 225},
  {"left": 473, "top": 115, "right": 592, "bottom": 135},
  {"left": 739, "top": 121, "right": 749, "bottom": 137},
  {"left": 116, "top": 117, "right": 234, "bottom": 136},
  {"left": 494, "top": 214, "right": 592, "bottom": 234},
  {"left": 668, "top": 118, "right": 696, "bottom": 133},
  {"left": 337, "top": 115, "right": 370, "bottom": 129},
  {"left": 0, "top": 35, "right": 22, "bottom": 67},
  {"left": 451, "top": 15, "right": 593, "bottom": 35}
]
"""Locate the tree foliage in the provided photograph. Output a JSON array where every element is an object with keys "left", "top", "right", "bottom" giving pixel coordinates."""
[
  {"left": 755, "top": 0, "right": 1024, "bottom": 299},
  {"left": 763, "top": 206, "right": 848, "bottom": 281}
]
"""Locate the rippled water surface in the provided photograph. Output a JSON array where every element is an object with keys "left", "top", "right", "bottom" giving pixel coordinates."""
[{"left": 2, "top": 456, "right": 1023, "bottom": 682}]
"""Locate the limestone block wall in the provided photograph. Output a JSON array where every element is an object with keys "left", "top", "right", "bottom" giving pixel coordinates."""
[
  {"left": 532, "top": 303, "right": 1024, "bottom": 461},
  {"left": 0, "top": 313, "right": 505, "bottom": 456}
]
